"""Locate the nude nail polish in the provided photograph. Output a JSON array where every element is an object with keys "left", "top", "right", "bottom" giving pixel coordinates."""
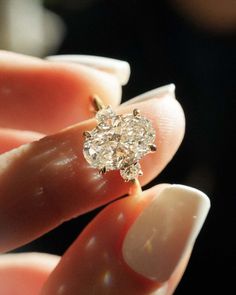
[
  {"left": 122, "top": 84, "right": 176, "bottom": 106},
  {"left": 46, "top": 55, "right": 131, "bottom": 85},
  {"left": 122, "top": 184, "right": 210, "bottom": 282}
]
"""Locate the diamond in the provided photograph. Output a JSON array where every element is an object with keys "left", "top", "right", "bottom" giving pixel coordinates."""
[
  {"left": 83, "top": 106, "right": 156, "bottom": 181},
  {"left": 120, "top": 162, "right": 142, "bottom": 182},
  {"left": 96, "top": 106, "right": 115, "bottom": 122}
]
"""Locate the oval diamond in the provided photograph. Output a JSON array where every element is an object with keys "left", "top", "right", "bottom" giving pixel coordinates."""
[{"left": 83, "top": 107, "right": 156, "bottom": 181}]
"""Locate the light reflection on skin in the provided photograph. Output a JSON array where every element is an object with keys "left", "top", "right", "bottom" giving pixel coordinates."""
[
  {"left": 103, "top": 251, "right": 110, "bottom": 261},
  {"left": 95, "top": 178, "right": 109, "bottom": 193},
  {"left": 28, "top": 146, "right": 58, "bottom": 164},
  {"left": 86, "top": 169, "right": 104, "bottom": 186},
  {"left": 78, "top": 159, "right": 111, "bottom": 193},
  {"left": 52, "top": 155, "right": 77, "bottom": 167},
  {"left": 91, "top": 171, "right": 103, "bottom": 181},
  {"left": 38, "top": 153, "right": 78, "bottom": 174},
  {"left": 57, "top": 284, "right": 67, "bottom": 295},
  {"left": 86, "top": 236, "right": 96, "bottom": 250},
  {"left": 117, "top": 212, "right": 125, "bottom": 222},
  {"left": 63, "top": 159, "right": 109, "bottom": 197},
  {"left": 84, "top": 167, "right": 109, "bottom": 193},
  {"left": 32, "top": 186, "right": 45, "bottom": 207},
  {"left": 103, "top": 270, "right": 112, "bottom": 287}
]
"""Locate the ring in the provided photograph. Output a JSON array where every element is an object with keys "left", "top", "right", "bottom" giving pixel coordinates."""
[{"left": 83, "top": 96, "right": 156, "bottom": 182}]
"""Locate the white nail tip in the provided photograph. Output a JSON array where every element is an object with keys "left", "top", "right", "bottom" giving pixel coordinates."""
[
  {"left": 150, "top": 283, "right": 168, "bottom": 295},
  {"left": 46, "top": 55, "right": 131, "bottom": 85},
  {"left": 122, "top": 84, "right": 176, "bottom": 106},
  {"left": 122, "top": 184, "right": 210, "bottom": 282}
]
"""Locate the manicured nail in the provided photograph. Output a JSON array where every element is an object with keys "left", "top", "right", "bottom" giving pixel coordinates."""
[
  {"left": 150, "top": 283, "right": 168, "bottom": 295},
  {"left": 122, "top": 184, "right": 210, "bottom": 282},
  {"left": 46, "top": 55, "right": 130, "bottom": 85},
  {"left": 122, "top": 84, "right": 176, "bottom": 106}
]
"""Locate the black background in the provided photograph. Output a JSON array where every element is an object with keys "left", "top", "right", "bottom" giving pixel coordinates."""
[{"left": 18, "top": 0, "right": 236, "bottom": 294}]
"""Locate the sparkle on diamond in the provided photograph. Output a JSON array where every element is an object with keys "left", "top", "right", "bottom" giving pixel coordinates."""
[{"left": 83, "top": 106, "right": 156, "bottom": 181}]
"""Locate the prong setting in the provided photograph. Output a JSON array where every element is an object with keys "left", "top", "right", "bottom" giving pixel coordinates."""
[
  {"left": 138, "top": 170, "right": 143, "bottom": 176},
  {"left": 133, "top": 109, "right": 140, "bottom": 117},
  {"left": 99, "top": 167, "right": 107, "bottom": 175},
  {"left": 83, "top": 131, "right": 92, "bottom": 138},
  {"left": 83, "top": 98, "right": 156, "bottom": 182},
  {"left": 149, "top": 144, "right": 157, "bottom": 152},
  {"left": 92, "top": 95, "right": 105, "bottom": 111}
]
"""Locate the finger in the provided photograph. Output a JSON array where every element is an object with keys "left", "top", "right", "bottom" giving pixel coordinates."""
[
  {"left": 0, "top": 51, "right": 123, "bottom": 134},
  {"left": 0, "top": 252, "right": 59, "bottom": 295},
  {"left": 0, "top": 92, "right": 185, "bottom": 252},
  {"left": 121, "top": 83, "right": 176, "bottom": 106},
  {"left": 46, "top": 55, "right": 131, "bottom": 86},
  {"left": 0, "top": 128, "right": 44, "bottom": 154},
  {"left": 41, "top": 184, "right": 210, "bottom": 295}
]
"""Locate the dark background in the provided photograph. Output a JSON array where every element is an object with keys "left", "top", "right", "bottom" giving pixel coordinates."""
[{"left": 18, "top": 0, "right": 235, "bottom": 294}]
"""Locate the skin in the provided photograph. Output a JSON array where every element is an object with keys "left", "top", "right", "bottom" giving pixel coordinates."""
[
  {"left": 171, "top": 0, "right": 236, "bottom": 32},
  {"left": 0, "top": 51, "right": 187, "bottom": 294}
]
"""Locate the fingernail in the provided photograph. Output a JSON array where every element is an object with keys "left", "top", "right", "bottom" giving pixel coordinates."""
[
  {"left": 150, "top": 283, "right": 168, "bottom": 295},
  {"left": 122, "top": 184, "right": 210, "bottom": 282},
  {"left": 122, "top": 84, "right": 176, "bottom": 106},
  {"left": 46, "top": 55, "right": 131, "bottom": 85}
]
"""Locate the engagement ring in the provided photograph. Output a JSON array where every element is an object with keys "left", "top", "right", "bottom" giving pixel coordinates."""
[{"left": 83, "top": 96, "right": 156, "bottom": 182}]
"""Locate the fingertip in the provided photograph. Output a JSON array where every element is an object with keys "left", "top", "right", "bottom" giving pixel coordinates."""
[
  {"left": 46, "top": 54, "right": 131, "bottom": 86},
  {"left": 119, "top": 96, "right": 185, "bottom": 185},
  {"left": 0, "top": 253, "right": 60, "bottom": 295},
  {"left": 0, "top": 51, "right": 122, "bottom": 133},
  {"left": 0, "top": 128, "right": 44, "bottom": 154},
  {"left": 123, "top": 184, "right": 210, "bottom": 282},
  {"left": 40, "top": 180, "right": 210, "bottom": 294},
  {"left": 0, "top": 252, "right": 59, "bottom": 271}
]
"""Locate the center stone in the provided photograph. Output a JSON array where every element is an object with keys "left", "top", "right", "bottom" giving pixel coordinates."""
[{"left": 83, "top": 106, "right": 156, "bottom": 181}]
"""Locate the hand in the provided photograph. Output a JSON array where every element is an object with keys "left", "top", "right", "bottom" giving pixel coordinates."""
[{"left": 0, "top": 51, "right": 210, "bottom": 295}]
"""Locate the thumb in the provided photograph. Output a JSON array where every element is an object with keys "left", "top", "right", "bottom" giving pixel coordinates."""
[{"left": 41, "top": 184, "right": 210, "bottom": 295}]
